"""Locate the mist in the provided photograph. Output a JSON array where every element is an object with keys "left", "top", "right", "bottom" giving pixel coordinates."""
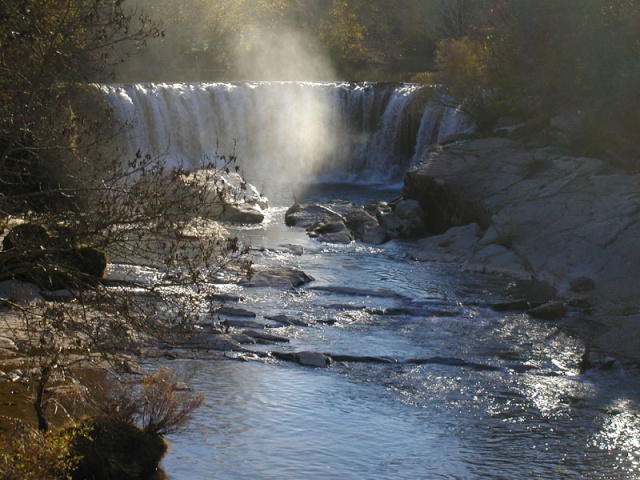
[
  {"left": 235, "top": 26, "right": 335, "bottom": 81},
  {"left": 113, "top": 1, "right": 343, "bottom": 186}
]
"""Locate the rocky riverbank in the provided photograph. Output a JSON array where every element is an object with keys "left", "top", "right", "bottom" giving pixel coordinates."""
[{"left": 402, "top": 137, "right": 640, "bottom": 360}]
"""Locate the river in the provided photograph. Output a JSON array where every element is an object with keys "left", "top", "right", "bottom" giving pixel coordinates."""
[
  {"left": 98, "top": 82, "right": 640, "bottom": 479},
  {"left": 155, "top": 183, "right": 640, "bottom": 480}
]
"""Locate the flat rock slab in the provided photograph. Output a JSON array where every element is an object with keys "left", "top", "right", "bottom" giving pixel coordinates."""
[
  {"left": 214, "top": 306, "right": 257, "bottom": 318},
  {"left": 272, "top": 351, "right": 331, "bottom": 368},
  {"left": 244, "top": 267, "right": 314, "bottom": 288}
]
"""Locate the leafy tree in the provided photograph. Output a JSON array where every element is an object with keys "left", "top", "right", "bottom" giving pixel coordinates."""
[
  {"left": 318, "top": 0, "right": 367, "bottom": 70},
  {"left": 426, "top": 0, "right": 640, "bottom": 158}
]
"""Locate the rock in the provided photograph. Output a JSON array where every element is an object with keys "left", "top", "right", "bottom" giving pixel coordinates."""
[
  {"left": 178, "top": 334, "right": 242, "bottom": 351},
  {"left": 410, "top": 223, "right": 481, "bottom": 262},
  {"left": 215, "top": 306, "right": 257, "bottom": 318},
  {"left": 244, "top": 266, "right": 314, "bottom": 288},
  {"left": 272, "top": 350, "right": 331, "bottom": 367},
  {"left": 221, "top": 203, "right": 265, "bottom": 223},
  {"left": 344, "top": 209, "right": 389, "bottom": 245},
  {"left": 285, "top": 204, "right": 343, "bottom": 228},
  {"left": 278, "top": 244, "right": 304, "bottom": 256},
  {"left": 242, "top": 329, "right": 289, "bottom": 343},
  {"left": 489, "top": 299, "right": 531, "bottom": 312},
  {"left": 527, "top": 301, "right": 567, "bottom": 320},
  {"left": 176, "top": 217, "right": 229, "bottom": 239},
  {"left": 9, "top": 280, "right": 43, "bottom": 304},
  {"left": 307, "top": 219, "right": 355, "bottom": 244},
  {"left": 569, "top": 276, "right": 596, "bottom": 293},
  {"left": 378, "top": 200, "right": 426, "bottom": 238},
  {"left": 2, "top": 223, "right": 50, "bottom": 252},
  {"left": 72, "top": 246, "right": 108, "bottom": 278},
  {"left": 170, "top": 170, "right": 268, "bottom": 224},
  {"left": 296, "top": 351, "right": 332, "bottom": 368}
]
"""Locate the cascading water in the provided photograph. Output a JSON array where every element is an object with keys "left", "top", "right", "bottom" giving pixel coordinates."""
[{"left": 98, "top": 82, "right": 472, "bottom": 184}]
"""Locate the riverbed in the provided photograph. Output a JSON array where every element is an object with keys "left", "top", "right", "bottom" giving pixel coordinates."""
[{"left": 156, "top": 184, "right": 640, "bottom": 479}]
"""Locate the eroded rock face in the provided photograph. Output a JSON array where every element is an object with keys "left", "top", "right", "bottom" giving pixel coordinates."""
[{"left": 405, "top": 137, "right": 640, "bottom": 358}]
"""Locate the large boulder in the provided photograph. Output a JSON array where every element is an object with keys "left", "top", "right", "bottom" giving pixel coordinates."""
[{"left": 378, "top": 200, "right": 426, "bottom": 238}]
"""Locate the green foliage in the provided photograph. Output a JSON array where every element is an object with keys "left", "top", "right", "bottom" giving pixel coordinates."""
[{"left": 318, "top": 1, "right": 367, "bottom": 67}]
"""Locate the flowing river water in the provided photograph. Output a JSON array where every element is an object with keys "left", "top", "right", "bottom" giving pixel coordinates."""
[
  {"left": 149, "top": 184, "right": 640, "bottom": 480},
  {"left": 98, "top": 83, "right": 640, "bottom": 479}
]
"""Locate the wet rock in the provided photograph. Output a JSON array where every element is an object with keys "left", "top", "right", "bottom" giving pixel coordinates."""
[
  {"left": 311, "top": 285, "right": 403, "bottom": 298},
  {"left": 245, "top": 266, "right": 314, "bottom": 288},
  {"left": 489, "top": 299, "right": 531, "bottom": 312},
  {"left": 242, "top": 329, "right": 289, "bottom": 343},
  {"left": 307, "top": 220, "right": 354, "bottom": 244},
  {"left": 206, "top": 293, "right": 245, "bottom": 303},
  {"left": 285, "top": 204, "right": 344, "bottom": 228},
  {"left": 278, "top": 244, "right": 304, "bottom": 256},
  {"left": 265, "top": 314, "right": 308, "bottom": 326},
  {"left": 527, "top": 301, "right": 567, "bottom": 320},
  {"left": 230, "top": 333, "right": 257, "bottom": 345},
  {"left": 406, "top": 356, "right": 501, "bottom": 371},
  {"left": 272, "top": 351, "right": 331, "bottom": 368},
  {"left": 330, "top": 354, "right": 396, "bottom": 364},
  {"left": 344, "top": 209, "right": 389, "bottom": 245},
  {"left": 215, "top": 306, "right": 257, "bottom": 318},
  {"left": 379, "top": 200, "right": 426, "bottom": 238}
]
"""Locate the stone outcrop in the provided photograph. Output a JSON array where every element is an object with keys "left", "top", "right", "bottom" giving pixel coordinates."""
[
  {"left": 405, "top": 137, "right": 640, "bottom": 358},
  {"left": 172, "top": 170, "right": 268, "bottom": 224}
]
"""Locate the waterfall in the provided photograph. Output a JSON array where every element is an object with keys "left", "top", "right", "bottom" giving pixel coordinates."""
[{"left": 98, "top": 82, "right": 473, "bottom": 183}]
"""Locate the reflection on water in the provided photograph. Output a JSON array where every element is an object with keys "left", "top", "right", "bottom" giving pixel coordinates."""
[
  {"left": 164, "top": 362, "right": 471, "bottom": 480},
  {"left": 160, "top": 184, "right": 640, "bottom": 479}
]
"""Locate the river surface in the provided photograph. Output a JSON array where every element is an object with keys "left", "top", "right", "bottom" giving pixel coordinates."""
[{"left": 157, "top": 184, "right": 640, "bottom": 479}]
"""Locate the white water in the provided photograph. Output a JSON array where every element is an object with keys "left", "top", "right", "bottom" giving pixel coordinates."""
[{"left": 99, "top": 82, "right": 473, "bottom": 183}]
